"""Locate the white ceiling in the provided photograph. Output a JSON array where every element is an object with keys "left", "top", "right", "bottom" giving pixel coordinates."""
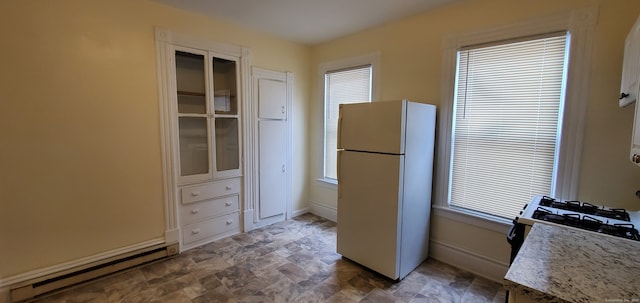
[{"left": 152, "top": 0, "right": 458, "bottom": 45}]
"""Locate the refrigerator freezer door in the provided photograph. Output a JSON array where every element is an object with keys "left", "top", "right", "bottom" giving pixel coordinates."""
[
  {"left": 338, "top": 100, "right": 406, "bottom": 154},
  {"left": 337, "top": 150, "right": 404, "bottom": 279}
]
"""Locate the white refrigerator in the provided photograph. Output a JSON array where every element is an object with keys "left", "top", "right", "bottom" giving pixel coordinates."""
[{"left": 336, "top": 99, "right": 436, "bottom": 280}]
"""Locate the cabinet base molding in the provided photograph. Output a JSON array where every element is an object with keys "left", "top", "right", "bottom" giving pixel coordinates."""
[
  {"left": 254, "top": 213, "right": 286, "bottom": 229},
  {"left": 180, "top": 228, "right": 241, "bottom": 251},
  {"left": 243, "top": 209, "right": 255, "bottom": 232},
  {"left": 165, "top": 228, "right": 180, "bottom": 244},
  {"left": 3, "top": 240, "right": 176, "bottom": 303}
]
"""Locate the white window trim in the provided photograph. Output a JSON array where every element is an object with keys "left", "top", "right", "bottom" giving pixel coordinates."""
[
  {"left": 316, "top": 52, "right": 381, "bottom": 185},
  {"left": 435, "top": 7, "right": 598, "bottom": 226}
]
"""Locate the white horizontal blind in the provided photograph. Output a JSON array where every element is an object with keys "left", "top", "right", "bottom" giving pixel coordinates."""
[
  {"left": 324, "top": 65, "right": 372, "bottom": 179},
  {"left": 450, "top": 33, "right": 568, "bottom": 219}
]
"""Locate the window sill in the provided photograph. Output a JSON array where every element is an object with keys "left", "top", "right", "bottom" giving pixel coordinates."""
[
  {"left": 431, "top": 205, "right": 512, "bottom": 234},
  {"left": 315, "top": 178, "right": 337, "bottom": 187}
]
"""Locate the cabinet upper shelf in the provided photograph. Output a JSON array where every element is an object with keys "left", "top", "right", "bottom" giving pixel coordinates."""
[{"left": 178, "top": 91, "right": 206, "bottom": 97}]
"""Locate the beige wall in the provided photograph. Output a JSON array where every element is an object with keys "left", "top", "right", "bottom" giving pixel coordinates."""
[
  {"left": 0, "top": 0, "right": 310, "bottom": 279},
  {"left": 308, "top": 0, "right": 640, "bottom": 277}
]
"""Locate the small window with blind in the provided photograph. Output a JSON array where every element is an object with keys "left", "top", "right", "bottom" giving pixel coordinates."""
[
  {"left": 323, "top": 65, "right": 372, "bottom": 180},
  {"left": 448, "top": 32, "right": 570, "bottom": 219}
]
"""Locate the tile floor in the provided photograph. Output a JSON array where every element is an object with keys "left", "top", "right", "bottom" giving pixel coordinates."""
[{"left": 30, "top": 214, "right": 506, "bottom": 303}]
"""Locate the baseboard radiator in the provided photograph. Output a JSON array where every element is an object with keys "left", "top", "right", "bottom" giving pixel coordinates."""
[{"left": 10, "top": 243, "right": 179, "bottom": 302}]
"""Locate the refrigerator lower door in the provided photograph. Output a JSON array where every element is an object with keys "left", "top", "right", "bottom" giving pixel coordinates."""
[{"left": 337, "top": 150, "right": 404, "bottom": 279}]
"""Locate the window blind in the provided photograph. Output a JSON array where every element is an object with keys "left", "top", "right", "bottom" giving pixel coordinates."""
[
  {"left": 324, "top": 65, "right": 372, "bottom": 179},
  {"left": 450, "top": 33, "right": 569, "bottom": 219}
]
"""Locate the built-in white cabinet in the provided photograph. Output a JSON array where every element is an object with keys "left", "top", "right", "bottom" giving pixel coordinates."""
[
  {"left": 622, "top": 16, "right": 640, "bottom": 166},
  {"left": 174, "top": 48, "right": 241, "bottom": 183},
  {"left": 620, "top": 17, "right": 640, "bottom": 108},
  {"left": 259, "top": 120, "right": 287, "bottom": 218},
  {"left": 258, "top": 79, "right": 287, "bottom": 120},
  {"left": 179, "top": 179, "right": 241, "bottom": 249},
  {"left": 248, "top": 67, "right": 292, "bottom": 229},
  {"left": 155, "top": 28, "right": 250, "bottom": 250}
]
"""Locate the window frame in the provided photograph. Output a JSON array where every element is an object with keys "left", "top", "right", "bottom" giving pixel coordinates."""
[
  {"left": 317, "top": 52, "right": 381, "bottom": 184},
  {"left": 434, "top": 7, "right": 598, "bottom": 227},
  {"left": 449, "top": 32, "right": 570, "bottom": 219}
]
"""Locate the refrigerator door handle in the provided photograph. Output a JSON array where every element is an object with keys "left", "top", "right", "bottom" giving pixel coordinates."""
[
  {"left": 337, "top": 110, "right": 343, "bottom": 149},
  {"left": 337, "top": 150, "right": 342, "bottom": 198}
]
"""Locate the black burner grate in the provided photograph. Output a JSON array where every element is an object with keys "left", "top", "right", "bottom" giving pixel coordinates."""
[{"left": 531, "top": 207, "right": 639, "bottom": 241}]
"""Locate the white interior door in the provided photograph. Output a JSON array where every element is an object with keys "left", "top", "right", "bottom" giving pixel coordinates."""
[
  {"left": 337, "top": 150, "right": 403, "bottom": 279},
  {"left": 258, "top": 79, "right": 287, "bottom": 119},
  {"left": 250, "top": 67, "right": 292, "bottom": 228},
  {"left": 258, "top": 120, "right": 287, "bottom": 219}
]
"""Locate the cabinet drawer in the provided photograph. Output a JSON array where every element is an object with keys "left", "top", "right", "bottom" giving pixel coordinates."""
[
  {"left": 180, "top": 195, "right": 239, "bottom": 225},
  {"left": 181, "top": 178, "right": 241, "bottom": 204},
  {"left": 182, "top": 212, "right": 240, "bottom": 245}
]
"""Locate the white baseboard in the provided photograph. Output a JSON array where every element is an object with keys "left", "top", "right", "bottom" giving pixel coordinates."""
[
  {"left": 0, "top": 238, "right": 166, "bottom": 290},
  {"left": 429, "top": 239, "right": 509, "bottom": 283},
  {"left": 291, "top": 207, "right": 309, "bottom": 218},
  {"left": 309, "top": 201, "right": 337, "bottom": 222}
]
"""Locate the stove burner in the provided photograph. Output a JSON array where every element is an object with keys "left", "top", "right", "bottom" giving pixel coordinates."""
[
  {"left": 594, "top": 208, "right": 630, "bottom": 221},
  {"left": 539, "top": 196, "right": 556, "bottom": 206},
  {"left": 532, "top": 207, "right": 580, "bottom": 227},
  {"left": 582, "top": 215, "right": 604, "bottom": 231},
  {"left": 530, "top": 209, "right": 640, "bottom": 241},
  {"left": 536, "top": 198, "right": 631, "bottom": 222},
  {"left": 598, "top": 223, "right": 640, "bottom": 241}
]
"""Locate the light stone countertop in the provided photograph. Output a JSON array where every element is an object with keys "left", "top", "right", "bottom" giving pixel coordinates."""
[{"left": 504, "top": 223, "right": 640, "bottom": 303}]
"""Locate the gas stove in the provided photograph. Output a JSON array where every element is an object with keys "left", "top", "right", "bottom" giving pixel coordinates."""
[
  {"left": 517, "top": 195, "right": 640, "bottom": 241},
  {"left": 505, "top": 195, "right": 640, "bottom": 302}
]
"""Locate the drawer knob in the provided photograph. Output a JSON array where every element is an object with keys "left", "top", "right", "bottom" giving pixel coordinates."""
[
  {"left": 225, "top": 201, "right": 232, "bottom": 206},
  {"left": 225, "top": 186, "right": 232, "bottom": 190},
  {"left": 191, "top": 208, "right": 200, "bottom": 214},
  {"left": 191, "top": 229, "right": 200, "bottom": 235},
  {"left": 226, "top": 219, "right": 233, "bottom": 225},
  {"left": 191, "top": 191, "right": 199, "bottom": 197}
]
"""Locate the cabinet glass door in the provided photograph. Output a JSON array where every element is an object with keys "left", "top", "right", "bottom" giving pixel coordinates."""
[
  {"left": 215, "top": 118, "right": 239, "bottom": 171},
  {"left": 175, "top": 50, "right": 211, "bottom": 181},
  {"left": 212, "top": 55, "right": 241, "bottom": 176},
  {"left": 212, "top": 57, "right": 238, "bottom": 115},
  {"left": 178, "top": 117, "right": 209, "bottom": 175}
]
